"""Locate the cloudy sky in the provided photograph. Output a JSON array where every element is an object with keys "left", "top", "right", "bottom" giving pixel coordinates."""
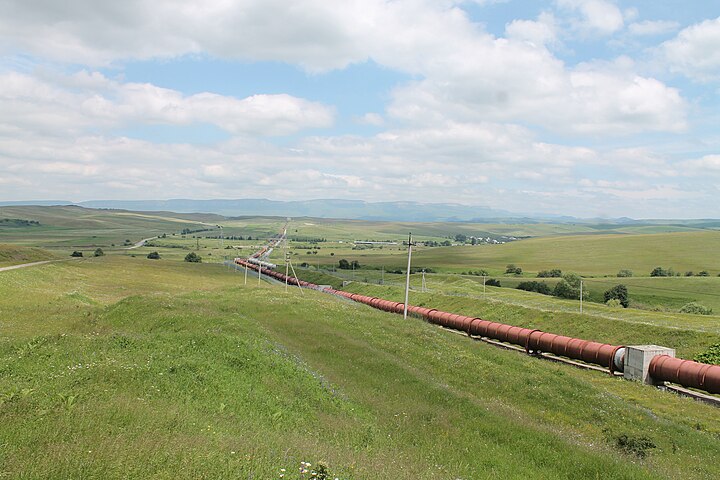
[{"left": 1, "top": 0, "right": 719, "bottom": 218}]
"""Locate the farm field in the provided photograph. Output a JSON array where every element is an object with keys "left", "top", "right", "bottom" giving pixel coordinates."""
[{"left": 2, "top": 253, "right": 720, "bottom": 478}]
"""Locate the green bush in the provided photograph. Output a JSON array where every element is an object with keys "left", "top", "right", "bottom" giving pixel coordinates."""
[
  {"left": 147, "top": 251, "right": 161, "bottom": 260},
  {"left": 613, "top": 434, "right": 656, "bottom": 459},
  {"left": 486, "top": 278, "right": 501, "bottom": 287},
  {"left": 553, "top": 273, "right": 588, "bottom": 300},
  {"left": 537, "top": 269, "right": 562, "bottom": 278},
  {"left": 505, "top": 264, "right": 522, "bottom": 275},
  {"left": 184, "top": 252, "right": 202, "bottom": 263},
  {"left": 603, "top": 284, "right": 629, "bottom": 308},
  {"left": 694, "top": 343, "right": 720, "bottom": 365},
  {"left": 616, "top": 269, "right": 633, "bottom": 277},
  {"left": 70, "top": 251, "right": 83, "bottom": 257},
  {"left": 516, "top": 281, "right": 552, "bottom": 295},
  {"left": 679, "top": 302, "right": 713, "bottom": 315},
  {"left": 93, "top": 248, "right": 104, "bottom": 257},
  {"left": 606, "top": 299, "right": 623, "bottom": 309}
]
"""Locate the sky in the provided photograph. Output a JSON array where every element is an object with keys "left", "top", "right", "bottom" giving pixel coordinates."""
[{"left": 0, "top": 0, "right": 719, "bottom": 218}]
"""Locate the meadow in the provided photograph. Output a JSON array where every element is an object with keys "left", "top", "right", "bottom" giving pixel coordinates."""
[
  {"left": 2, "top": 255, "right": 720, "bottom": 478},
  {"left": 2, "top": 206, "right": 720, "bottom": 478}
]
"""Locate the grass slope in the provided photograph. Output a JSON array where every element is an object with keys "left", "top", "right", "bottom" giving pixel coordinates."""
[
  {"left": 326, "top": 231, "right": 720, "bottom": 276},
  {"left": 0, "top": 244, "right": 55, "bottom": 267},
  {"left": 0, "top": 206, "right": 217, "bottom": 248},
  {"left": 1, "top": 258, "right": 720, "bottom": 478}
]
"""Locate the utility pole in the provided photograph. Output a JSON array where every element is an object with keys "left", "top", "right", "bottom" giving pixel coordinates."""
[
  {"left": 580, "top": 279, "right": 583, "bottom": 314},
  {"left": 483, "top": 275, "right": 486, "bottom": 297},
  {"left": 244, "top": 262, "right": 248, "bottom": 285},
  {"left": 421, "top": 269, "right": 426, "bottom": 293},
  {"left": 381, "top": 266, "right": 384, "bottom": 285},
  {"left": 404, "top": 232, "right": 413, "bottom": 320},
  {"left": 285, "top": 239, "right": 289, "bottom": 293},
  {"left": 219, "top": 225, "right": 223, "bottom": 249},
  {"left": 258, "top": 264, "right": 262, "bottom": 286}
]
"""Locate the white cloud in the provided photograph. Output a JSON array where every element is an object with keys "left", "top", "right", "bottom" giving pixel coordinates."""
[
  {"left": 555, "top": 0, "right": 624, "bottom": 35},
  {"left": 0, "top": 71, "right": 334, "bottom": 137},
  {"left": 505, "top": 12, "right": 559, "bottom": 47},
  {"left": 0, "top": 1, "right": 687, "bottom": 137},
  {"left": 679, "top": 154, "right": 720, "bottom": 173},
  {"left": 628, "top": 20, "right": 680, "bottom": 37},
  {"left": 661, "top": 17, "right": 720, "bottom": 82},
  {"left": 355, "top": 113, "right": 385, "bottom": 126}
]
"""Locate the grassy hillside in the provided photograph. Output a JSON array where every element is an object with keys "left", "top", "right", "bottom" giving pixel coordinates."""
[
  {"left": 324, "top": 231, "right": 720, "bottom": 276},
  {"left": 0, "top": 244, "right": 55, "bottom": 267},
  {"left": 2, "top": 257, "right": 720, "bottom": 478},
  {"left": 0, "top": 205, "right": 218, "bottom": 248}
]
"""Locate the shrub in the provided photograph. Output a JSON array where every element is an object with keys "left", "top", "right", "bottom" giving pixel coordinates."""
[
  {"left": 93, "top": 248, "right": 104, "bottom": 257},
  {"left": 617, "top": 269, "right": 633, "bottom": 277},
  {"left": 679, "top": 302, "right": 713, "bottom": 315},
  {"left": 486, "top": 278, "right": 501, "bottom": 287},
  {"left": 505, "top": 264, "right": 522, "bottom": 275},
  {"left": 70, "top": 251, "right": 83, "bottom": 257},
  {"left": 695, "top": 343, "right": 720, "bottom": 365},
  {"left": 537, "top": 269, "right": 562, "bottom": 278},
  {"left": 603, "top": 284, "right": 629, "bottom": 308},
  {"left": 698, "top": 271, "right": 709, "bottom": 276},
  {"left": 684, "top": 271, "right": 694, "bottom": 277},
  {"left": 650, "top": 266, "right": 668, "bottom": 277},
  {"left": 694, "top": 343, "right": 720, "bottom": 365},
  {"left": 184, "top": 252, "right": 202, "bottom": 263},
  {"left": 606, "top": 298, "right": 623, "bottom": 309},
  {"left": 147, "top": 251, "right": 161, "bottom": 260},
  {"left": 516, "top": 281, "right": 552, "bottom": 295},
  {"left": 554, "top": 273, "right": 588, "bottom": 300},
  {"left": 614, "top": 434, "right": 656, "bottom": 459}
]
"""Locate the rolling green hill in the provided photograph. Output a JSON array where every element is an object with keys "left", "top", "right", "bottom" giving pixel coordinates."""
[
  {"left": 1, "top": 257, "right": 719, "bottom": 478},
  {"left": 0, "top": 244, "right": 55, "bottom": 267},
  {"left": 329, "top": 231, "right": 720, "bottom": 276}
]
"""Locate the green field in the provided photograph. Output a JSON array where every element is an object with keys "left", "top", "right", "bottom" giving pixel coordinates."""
[
  {"left": 3, "top": 206, "right": 720, "bottom": 477},
  {"left": 2, "top": 255, "right": 720, "bottom": 478},
  {"left": 320, "top": 231, "right": 720, "bottom": 276}
]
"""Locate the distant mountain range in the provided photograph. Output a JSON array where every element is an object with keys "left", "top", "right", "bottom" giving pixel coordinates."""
[
  {"left": 1, "top": 198, "right": 718, "bottom": 225},
  {"left": 77, "top": 199, "right": 522, "bottom": 222}
]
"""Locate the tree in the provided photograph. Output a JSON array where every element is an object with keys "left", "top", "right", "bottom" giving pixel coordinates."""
[
  {"left": 617, "top": 269, "right": 633, "bottom": 277},
  {"left": 505, "top": 264, "right": 522, "bottom": 275},
  {"left": 517, "top": 281, "right": 552, "bottom": 295},
  {"left": 650, "top": 266, "right": 668, "bottom": 277},
  {"left": 184, "top": 252, "right": 202, "bottom": 263},
  {"left": 70, "top": 251, "right": 83, "bottom": 257},
  {"left": 603, "top": 284, "right": 629, "bottom": 308},
  {"left": 486, "top": 278, "right": 501, "bottom": 287},
  {"left": 454, "top": 233, "right": 467, "bottom": 243},
  {"left": 147, "top": 251, "right": 161, "bottom": 260},
  {"left": 93, "top": 248, "right": 104, "bottom": 257},
  {"left": 537, "top": 269, "right": 561, "bottom": 278},
  {"left": 554, "top": 273, "right": 588, "bottom": 300},
  {"left": 338, "top": 259, "right": 350, "bottom": 269}
]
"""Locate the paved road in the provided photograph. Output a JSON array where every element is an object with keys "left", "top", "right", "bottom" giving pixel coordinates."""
[{"left": 126, "top": 236, "right": 157, "bottom": 249}]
